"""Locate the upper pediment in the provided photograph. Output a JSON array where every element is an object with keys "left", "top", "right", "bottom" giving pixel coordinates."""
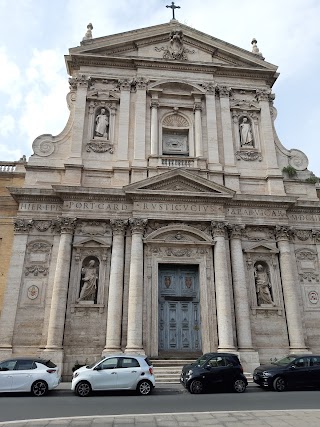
[
  {"left": 124, "top": 169, "right": 235, "bottom": 199},
  {"left": 67, "top": 21, "right": 278, "bottom": 77}
]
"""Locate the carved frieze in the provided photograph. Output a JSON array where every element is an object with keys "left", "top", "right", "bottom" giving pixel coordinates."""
[
  {"left": 77, "top": 221, "right": 109, "bottom": 236},
  {"left": 25, "top": 265, "right": 49, "bottom": 277},
  {"left": 86, "top": 141, "right": 113, "bottom": 153},
  {"left": 294, "top": 229, "right": 311, "bottom": 241},
  {"left": 275, "top": 226, "right": 294, "bottom": 241},
  {"left": 245, "top": 226, "right": 274, "bottom": 241},
  {"left": 165, "top": 248, "right": 192, "bottom": 257},
  {"left": 33, "top": 220, "right": 53, "bottom": 232},
  {"left": 235, "top": 150, "right": 262, "bottom": 161},
  {"left": 312, "top": 229, "right": 320, "bottom": 243}
]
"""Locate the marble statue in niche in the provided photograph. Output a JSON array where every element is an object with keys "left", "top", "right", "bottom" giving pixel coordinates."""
[
  {"left": 239, "top": 117, "right": 254, "bottom": 147},
  {"left": 254, "top": 262, "right": 275, "bottom": 306},
  {"left": 77, "top": 257, "right": 99, "bottom": 303},
  {"left": 95, "top": 108, "right": 109, "bottom": 138}
]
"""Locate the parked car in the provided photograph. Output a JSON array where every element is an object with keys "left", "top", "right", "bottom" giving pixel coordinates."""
[
  {"left": 72, "top": 354, "right": 155, "bottom": 397},
  {"left": 0, "top": 357, "right": 60, "bottom": 396},
  {"left": 180, "top": 352, "right": 247, "bottom": 394},
  {"left": 253, "top": 354, "right": 320, "bottom": 391}
]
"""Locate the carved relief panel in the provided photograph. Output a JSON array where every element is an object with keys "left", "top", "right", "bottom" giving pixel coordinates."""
[
  {"left": 295, "top": 248, "right": 320, "bottom": 310},
  {"left": 20, "top": 239, "right": 53, "bottom": 306}
]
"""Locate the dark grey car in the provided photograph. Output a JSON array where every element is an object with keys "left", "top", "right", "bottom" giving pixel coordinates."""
[
  {"left": 253, "top": 354, "right": 320, "bottom": 391},
  {"left": 180, "top": 352, "right": 247, "bottom": 394}
]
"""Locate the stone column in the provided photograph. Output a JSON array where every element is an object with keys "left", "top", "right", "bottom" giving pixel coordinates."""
[
  {"left": 68, "top": 74, "right": 90, "bottom": 161},
  {"left": 276, "top": 226, "right": 307, "bottom": 351},
  {"left": 205, "top": 85, "right": 220, "bottom": 167},
  {"left": 125, "top": 218, "right": 147, "bottom": 353},
  {"left": 150, "top": 98, "right": 159, "bottom": 156},
  {"left": 0, "top": 219, "right": 33, "bottom": 357},
  {"left": 133, "top": 78, "right": 147, "bottom": 163},
  {"left": 44, "top": 218, "right": 76, "bottom": 353},
  {"left": 117, "top": 79, "right": 131, "bottom": 163},
  {"left": 217, "top": 86, "right": 235, "bottom": 166},
  {"left": 212, "top": 222, "right": 236, "bottom": 351},
  {"left": 104, "top": 219, "right": 127, "bottom": 353},
  {"left": 228, "top": 225, "right": 253, "bottom": 350},
  {"left": 193, "top": 97, "right": 203, "bottom": 157}
]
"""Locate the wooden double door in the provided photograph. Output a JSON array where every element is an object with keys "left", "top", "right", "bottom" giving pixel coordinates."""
[{"left": 158, "top": 264, "right": 201, "bottom": 352}]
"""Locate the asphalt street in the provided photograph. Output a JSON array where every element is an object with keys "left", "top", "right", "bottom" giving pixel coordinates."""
[{"left": 0, "top": 384, "right": 320, "bottom": 423}]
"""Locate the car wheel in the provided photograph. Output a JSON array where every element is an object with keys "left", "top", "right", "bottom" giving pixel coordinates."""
[
  {"left": 75, "top": 381, "right": 92, "bottom": 397},
  {"left": 233, "top": 378, "right": 247, "bottom": 393},
  {"left": 137, "top": 380, "right": 153, "bottom": 395},
  {"left": 31, "top": 380, "right": 48, "bottom": 397},
  {"left": 273, "top": 376, "right": 286, "bottom": 392},
  {"left": 189, "top": 379, "right": 204, "bottom": 394}
]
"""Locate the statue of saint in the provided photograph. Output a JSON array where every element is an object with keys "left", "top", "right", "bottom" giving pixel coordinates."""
[
  {"left": 240, "top": 117, "right": 254, "bottom": 146},
  {"left": 255, "top": 264, "right": 275, "bottom": 306},
  {"left": 163, "top": 30, "right": 187, "bottom": 60},
  {"left": 95, "top": 108, "right": 109, "bottom": 138},
  {"left": 77, "top": 259, "right": 98, "bottom": 303}
]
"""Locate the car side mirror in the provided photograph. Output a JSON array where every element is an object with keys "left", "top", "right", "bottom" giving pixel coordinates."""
[
  {"left": 205, "top": 364, "right": 211, "bottom": 370},
  {"left": 290, "top": 365, "right": 296, "bottom": 369},
  {"left": 94, "top": 365, "right": 102, "bottom": 371}
]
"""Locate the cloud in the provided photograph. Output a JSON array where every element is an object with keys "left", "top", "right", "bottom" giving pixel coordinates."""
[
  {"left": 0, "top": 115, "right": 15, "bottom": 137},
  {"left": 0, "top": 47, "right": 22, "bottom": 108}
]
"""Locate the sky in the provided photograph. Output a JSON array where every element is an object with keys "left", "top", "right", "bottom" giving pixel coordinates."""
[{"left": 0, "top": 0, "right": 319, "bottom": 176}]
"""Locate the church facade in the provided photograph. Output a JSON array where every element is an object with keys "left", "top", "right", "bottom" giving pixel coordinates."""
[{"left": 0, "top": 19, "right": 320, "bottom": 377}]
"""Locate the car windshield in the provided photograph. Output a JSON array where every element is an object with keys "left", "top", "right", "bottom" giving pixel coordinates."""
[
  {"left": 87, "top": 358, "right": 104, "bottom": 369},
  {"left": 273, "top": 356, "right": 297, "bottom": 366},
  {"left": 194, "top": 355, "right": 210, "bottom": 366}
]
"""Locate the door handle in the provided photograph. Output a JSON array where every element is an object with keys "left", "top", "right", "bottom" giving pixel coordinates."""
[
  {"left": 131, "top": 370, "right": 137, "bottom": 373},
  {"left": 111, "top": 372, "right": 117, "bottom": 374}
]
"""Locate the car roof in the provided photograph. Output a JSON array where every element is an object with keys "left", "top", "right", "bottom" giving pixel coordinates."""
[
  {"left": 202, "top": 352, "right": 239, "bottom": 357},
  {"left": 289, "top": 354, "right": 320, "bottom": 358},
  {"left": 0, "top": 357, "right": 50, "bottom": 362}
]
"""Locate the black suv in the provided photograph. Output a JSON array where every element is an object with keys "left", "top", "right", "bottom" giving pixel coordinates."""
[
  {"left": 253, "top": 354, "right": 320, "bottom": 391},
  {"left": 180, "top": 352, "right": 247, "bottom": 394}
]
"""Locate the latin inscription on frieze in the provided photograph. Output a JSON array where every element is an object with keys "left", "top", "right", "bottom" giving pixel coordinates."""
[
  {"left": 64, "top": 201, "right": 130, "bottom": 211},
  {"left": 134, "top": 202, "right": 223, "bottom": 214},
  {"left": 226, "top": 207, "right": 287, "bottom": 218},
  {"left": 288, "top": 213, "right": 320, "bottom": 223},
  {"left": 20, "top": 203, "right": 63, "bottom": 212}
]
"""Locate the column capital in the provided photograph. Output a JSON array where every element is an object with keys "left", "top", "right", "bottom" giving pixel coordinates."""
[
  {"left": 134, "top": 77, "right": 148, "bottom": 90},
  {"left": 275, "top": 225, "right": 294, "bottom": 241},
  {"left": 118, "top": 78, "right": 132, "bottom": 91},
  {"left": 13, "top": 218, "right": 33, "bottom": 234},
  {"left": 211, "top": 221, "right": 227, "bottom": 237},
  {"left": 256, "top": 88, "right": 275, "bottom": 102},
  {"left": 228, "top": 224, "right": 245, "bottom": 239},
  {"left": 217, "top": 85, "right": 231, "bottom": 98},
  {"left": 202, "top": 83, "right": 216, "bottom": 94},
  {"left": 129, "top": 218, "right": 148, "bottom": 234},
  {"left": 52, "top": 217, "right": 77, "bottom": 234},
  {"left": 150, "top": 99, "right": 160, "bottom": 109},
  {"left": 312, "top": 229, "right": 320, "bottom": 243},
  {"left": 69, "top": 73, "right": 90, "bottom": 90},
  {"left": 110, "top": 219, "right": 128, "bottom": 235},
  {"left": 193, "top": 102, "right": 202, "bottom": 112}
]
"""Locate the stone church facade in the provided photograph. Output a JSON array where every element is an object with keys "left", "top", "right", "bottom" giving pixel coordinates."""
[{"left": 0, "top": 20, "right": 320, "bottom": 376}]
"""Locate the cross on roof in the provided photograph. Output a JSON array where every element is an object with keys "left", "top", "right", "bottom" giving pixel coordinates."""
[{"left": 166, "top": 2, "right": 180, "bottom": 20}]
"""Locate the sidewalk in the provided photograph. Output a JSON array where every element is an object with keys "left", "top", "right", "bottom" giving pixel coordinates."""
[{"left": 2, "top": 410, "right": 320, "bottom": 426}]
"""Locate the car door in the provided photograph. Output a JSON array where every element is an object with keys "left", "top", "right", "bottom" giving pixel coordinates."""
[
  {"left": 203, "top": 356, "right": 226, "bottom": 388},
  {"left": 308, "top": 356, "right": 320, "bottom": 386},
  {"left": 286, "top": 357, "right": 311, "bottom": 387},
  {"left": 93, "top": 357, "right": 119, "bottom": 390},
  {"left": 10, "top": 360, "right": 36, "bottom": 392},
  {"left": 116, "top": 357, "right": 142, "bottom": 389},
  {"left": 0, "top": 360, "right": 16, "bottom": 392}
]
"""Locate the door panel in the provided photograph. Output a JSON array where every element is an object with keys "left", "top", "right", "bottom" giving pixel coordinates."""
[{"left": 158, "top": 264, "right": 201, "bottom": 352}]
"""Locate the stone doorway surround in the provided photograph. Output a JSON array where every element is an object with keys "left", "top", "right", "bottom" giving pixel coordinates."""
[{"left": 143, "top": 223, "right": 217, "bottom": 357}]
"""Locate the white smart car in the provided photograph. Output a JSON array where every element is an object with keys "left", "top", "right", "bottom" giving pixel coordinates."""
[
  {"left": 0, "top": 357, "right": 60, "bottom": 396},
  {"left": 72, "top": 354, "right": 155, "bottom": 396}
]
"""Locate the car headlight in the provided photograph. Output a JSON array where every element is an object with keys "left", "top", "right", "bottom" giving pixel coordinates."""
[
  {"left": 187, "top": 369, "right": 193, "bottom": 375},
  {"left": 262, "top": 371, "right": 272, "bottom": 377}
]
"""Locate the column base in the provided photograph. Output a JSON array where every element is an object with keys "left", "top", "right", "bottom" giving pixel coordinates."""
[
  {"left": 41, "top": 348, "right": 64, "bottom": 376},
  {"left": 125, "top": 347, "right": 145, "bottom": 355},
  {"left": 289, "top": 347, "right": 311, "bottom": 354},
  {"left": 238, "top": 350, "right": 260, "bottom": 374},
  {"left": 102, "top": 347, "right": 123, "bottom": 356},
  {"left": 218, "top": 346, "right": 237, "bottom": 353}
]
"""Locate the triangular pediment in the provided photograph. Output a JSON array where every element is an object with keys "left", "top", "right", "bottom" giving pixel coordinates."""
[
  {"left": 244, "top": 242, "right": 279, "bottom": 253},
  {"left": 67, "top": 21, "right": 277, "bottom": 77},
  {"left": 124, "top": 169, "right": 235, "bottom": 199}
]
